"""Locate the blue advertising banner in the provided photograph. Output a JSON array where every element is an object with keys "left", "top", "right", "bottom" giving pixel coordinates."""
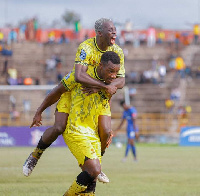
[
  {"left": 0, "top": 126, "right": 66, "bottom": 147},
  {"left": 179, "top": 126, "right": 200, "bottom": 146}
]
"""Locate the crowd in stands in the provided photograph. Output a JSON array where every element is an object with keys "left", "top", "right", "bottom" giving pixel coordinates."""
[
  {"left": 1, "top": 19, "right": 200, "bottom": 124},
  {"left": 165, "top": 87, "right": 192, "bottom": 118},
  {"left": 0, "top": 17, "right": 199, "bottom": 47},
  {"left": 120, "top": 23, "right": 200, "bottom": 48},
  {"left": 44, "top": 53, "right": 64, "bottom": 84}
]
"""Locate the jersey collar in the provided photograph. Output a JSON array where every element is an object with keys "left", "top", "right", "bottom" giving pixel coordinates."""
[
  {"left": 94, "top": 37, "right": 106, "bottom": 53},
  {"left": 94, "top": 67, "right": 104, "bottom": 81}
]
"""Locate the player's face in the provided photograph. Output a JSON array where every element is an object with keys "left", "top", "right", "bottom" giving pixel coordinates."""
[
  {"left": 101, "top": 21, "right": 117, "bottom": 46},
  {"left": 101, "top": 61, "right": 120, "bottom": 84},
  {"left": 123, "top": 103, "right": 129, "bottom": 110}
]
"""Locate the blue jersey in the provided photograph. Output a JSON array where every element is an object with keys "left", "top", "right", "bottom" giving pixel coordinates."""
[{"left": 122, "top": 107, "right": 138, "bottom": 138}]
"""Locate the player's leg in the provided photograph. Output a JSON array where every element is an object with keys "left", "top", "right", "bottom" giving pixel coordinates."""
[
  {"left": 23, "top": 111, "right": 68, "bottom": 177},
  {"left": 97, "top": 115, "right": 112, "bottom": 183},
  {"left": 122, "top": 137, "right": 132, "bottom": 162},
  {"left": 33, "top": 111, "right": 68, "bottom": 158},
  {"left": 23, "top": 92, "right": 71, "bottom": 176},
  {"left": 64, "top": 159, "right": 101, "bottom": 196},
  {"left": 42, "top": 111, "right": 68, "bottom": 144},
  {"left": 98, "top": 115, "right": 112, "bottom": 154},
  {"left": 130, "top": 138, "right": 137, "bottom": 161},
  {"left": 63, "top": 133, "right": 101, "bottom": 195},
  {"left": 81, "top": 180, "right": 97, "bottom": 195}
]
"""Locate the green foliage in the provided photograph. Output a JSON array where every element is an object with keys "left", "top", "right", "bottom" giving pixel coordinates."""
[{"left": 62, "top": 10, "right": 80, "bottom": 26}]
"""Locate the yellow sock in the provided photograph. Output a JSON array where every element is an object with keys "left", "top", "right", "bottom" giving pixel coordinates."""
[
  {"left": 64, "top": 180, "right": 87, "bottom": 196},
  {"left": 32, "top": 148, "right": 44, "bottom": 159}
]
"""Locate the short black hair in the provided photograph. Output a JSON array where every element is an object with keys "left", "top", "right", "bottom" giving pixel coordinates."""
[
  {"left": 101, "top": 51, "right": 120, "bottom": 65},
  {"left": 120, "top": 100, "right": 125, "bottom": 106}
]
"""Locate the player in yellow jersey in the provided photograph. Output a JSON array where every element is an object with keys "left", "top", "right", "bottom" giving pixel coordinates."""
[
  {"left": 63, "top": 51, "right": 121, "bottom": 195},
  {"left": 23, "top": 18, "right": 125, "bottom": 179}
]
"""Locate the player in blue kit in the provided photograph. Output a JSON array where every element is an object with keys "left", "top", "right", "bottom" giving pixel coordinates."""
[{"left": 114, "top": 100, "right": 139, "bottom": 162}]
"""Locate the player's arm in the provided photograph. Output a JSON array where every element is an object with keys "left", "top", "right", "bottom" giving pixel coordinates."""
[
  {"left": 30, "top": 82, "right": 66, "bottom": 128},
  {"left": 113, "top": 118, "right": 126, "bottom": 136},
  {"left": 110, "top": 76, "right": 125, "bottom": 89},
  {"left": 75, "top": 64, "right": 117, "bottom": 95},
  {"left": 132, "top": 112, "right": 139, "bottom": 140}
]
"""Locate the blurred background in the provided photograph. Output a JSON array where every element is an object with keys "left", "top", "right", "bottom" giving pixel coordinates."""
[{"left": 0, "top": 0, "right": 200, "bottom": 146}]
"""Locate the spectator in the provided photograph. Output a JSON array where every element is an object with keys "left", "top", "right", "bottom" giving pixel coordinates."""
[
  {"left": 45, "top": 56, "right": 57, "bottom": 72},
  {"left": 151, "top": 69, "right": 159, "bottom": 84},
  {"left": 139, "top": 33, "right": 146, "bottom": 45},
  {"left": 174, "top": 32, "right": 181, "bottom": 49},
  {"left": 129, "top": 88, "right": 137, "bottom": 100},
  {"left": 182, "top": 32, "right": 190, "bottom": 46},
  {"left": 193, "top": 24, "right": 200, "bottom": 45},
  {"left": 24, "top": 76, "right": 33, "bottom": 85},
  {"left": 133, "top": 31, "right": 140, "bottom": 48},
  {"left": 0, "top": 30, "right": 4, "bottom": 43},
  {"left": 123, "top": 48, "right": 129, "bottom": 61},
  {"left": 170, "top": 88, "right": 181, "bottom": 101},
  {"left": 7, "top": 65, "right": 18, "bottom": 85},
  {"left": 158, "top": 61, "right": 166, "bottom": 83},
  {"left": 10, "top": 108, "right": 20, "bottom": 121},
  {"left": 19, "top": 22, "right": 26, "bottom": 42},
  {"left": 143, "top": 70, "right": 152, "bottom": 83},
  {"left": 8, "top": 29, "right": 17, "bottom": 44},
  {"left": 2, "top": 45, "right": 13, "bottom": 56},
  {"left": 168, "top": 52, "right": 176, "bottom": 69},
  {"left": 147, "top": 26, "right": 156, "bottom": 47},
  {"left": 34, "top": 77, "right": 40, "bottom": 85},
  {"left": 23, "top": 99, "right": 31, "bottom": 119},
  {"left": 175, "top": 55, "right": 186, "bottom": 78},
  {"left": 165, "top": 99, "right": 174, "bottom": 113},
  {"left": 17, "top": 73, "right": 24, "bottom": 85},
  {"left": 33, "top": 17, "right": 39, "bottom": 40},
  {"left": 2, "top": 57, "right": 8, "bottom": 76},
  {"left": 48, "top": 31, "right": 55, "bottom": 43},
  {"left": 196, "top": 66, "right": 200, "bottom": 78},
  {"left": 157, "top": 31, "right": 165, "bottom": 44},
  {"left": 177, "top": 106, "right": 187, "bottom": 118},
  {"left": 26, "top": 18, "right": 35, "bottom": 41},
  {"left": 9, "top": 95, "right": 16, "bottom": 110},
  {"left": 56, "top": 62, "right": 63, "bottom": 82}
]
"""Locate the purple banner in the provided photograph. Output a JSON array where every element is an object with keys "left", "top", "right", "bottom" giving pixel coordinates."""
[{"left": 0, "top": 126, "right": 66, "bottom": 147}]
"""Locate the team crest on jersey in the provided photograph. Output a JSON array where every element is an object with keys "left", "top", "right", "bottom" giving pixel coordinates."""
[
  {"left": 65, "top": 71, "right": 71, "bottom": 80},
  {"left": 80, "top": 49, "right": 86, "bottom": 60}
]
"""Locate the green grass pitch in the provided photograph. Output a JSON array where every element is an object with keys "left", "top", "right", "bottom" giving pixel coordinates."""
[{"left": 1, "top": 144, "right": 200, "bottom": 196}]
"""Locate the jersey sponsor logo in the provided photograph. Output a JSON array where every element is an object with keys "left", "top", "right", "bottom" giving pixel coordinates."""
[
  {"left": 80, "top": 49, "right": 86, "bottom": 60},
  {"left": 65, "top": 71, "right": 71, "bottom": 80}
]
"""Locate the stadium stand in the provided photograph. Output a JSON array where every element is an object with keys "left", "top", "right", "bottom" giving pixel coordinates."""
[{"left": 0, "top": 40, "right": 200, "bottom": 135}]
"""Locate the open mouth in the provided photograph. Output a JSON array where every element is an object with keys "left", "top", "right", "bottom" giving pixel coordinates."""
[{"left": 110, "top": 37, "right": 116, "bottom": 45}]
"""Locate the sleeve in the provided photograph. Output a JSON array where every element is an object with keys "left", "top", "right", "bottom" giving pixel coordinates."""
[
  {"left": 61, "top": 71, "right": 77, "bottom": 91},
  {"left": 116, "top": 48, "right": 125, "bottom": 78},
  {"left": 131, "top": 107, "right": 137, "bottom": 119},
  {"left": 74, "top": 42, "right": 92, "bottom": 67}
]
